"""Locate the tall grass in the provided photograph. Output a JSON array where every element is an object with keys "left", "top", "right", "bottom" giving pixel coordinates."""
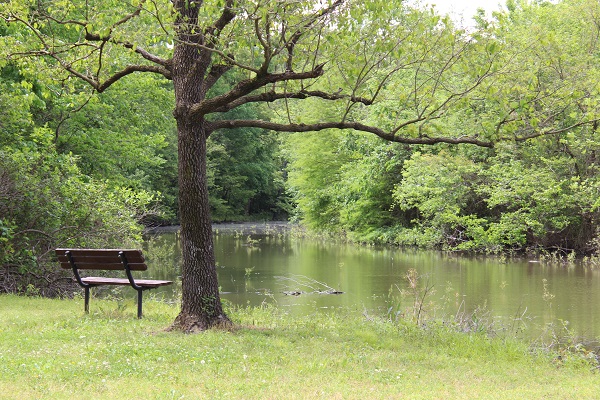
[{"left": 1, "top": 294, "right": 598, "bottom": 399}]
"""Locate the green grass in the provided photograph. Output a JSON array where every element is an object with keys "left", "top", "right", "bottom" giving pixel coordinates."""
[{"left": 0, "top": 294, "right": 598, "bottom": 399}]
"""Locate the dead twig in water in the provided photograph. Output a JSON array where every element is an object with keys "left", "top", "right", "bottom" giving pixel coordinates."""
[{"left": 275, "top": 274, "right": 343, "bottom": 296}]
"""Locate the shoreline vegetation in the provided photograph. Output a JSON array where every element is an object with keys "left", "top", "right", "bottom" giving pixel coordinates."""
[{"left": 2, "top": 294, "right": 599, "bottom": 399}]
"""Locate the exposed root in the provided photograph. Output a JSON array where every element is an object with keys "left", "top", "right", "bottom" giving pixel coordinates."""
[{"left": 167, "top": 311, "right": 234, "bottom": 334}]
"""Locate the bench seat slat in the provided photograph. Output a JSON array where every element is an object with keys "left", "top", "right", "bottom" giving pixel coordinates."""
[{"left": 81, "top": 277, "right": 173, "bottom": 288}]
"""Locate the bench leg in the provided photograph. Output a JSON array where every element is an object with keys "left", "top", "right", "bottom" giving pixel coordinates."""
[
  {"left": 137, "top": 290, "right": 143, "bottom": 319},
  {"left": 84, "top": 286, "right": 90, "bottom": 314}
]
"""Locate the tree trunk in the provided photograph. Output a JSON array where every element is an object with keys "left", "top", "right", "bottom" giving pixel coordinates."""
[
  {"left": 169, "top": 117, "right": 230, "bottom": 332},
  {"left": 169, "top": 24, "right": 231, "bottom": 332}
]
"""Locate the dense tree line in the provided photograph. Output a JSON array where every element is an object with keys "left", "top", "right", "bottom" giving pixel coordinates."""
[{"left": 284, "top": 0, "right": 600, "bottom": 255}]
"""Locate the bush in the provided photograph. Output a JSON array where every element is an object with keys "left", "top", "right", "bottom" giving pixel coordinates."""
[{"left": 0, "top": 138, "right": 158, "bottom": 296}]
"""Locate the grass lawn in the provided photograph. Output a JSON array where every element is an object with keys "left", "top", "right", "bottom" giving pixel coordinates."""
[{"left": 0, "top": 294, "right": 598, "bottom": 399}]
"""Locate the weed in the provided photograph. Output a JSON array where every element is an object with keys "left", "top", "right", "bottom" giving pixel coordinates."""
[{"left": 542, "top": 278, "right": 555, "bottom": 304}]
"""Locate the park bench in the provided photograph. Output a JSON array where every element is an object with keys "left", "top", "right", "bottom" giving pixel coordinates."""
[{"left": 56, "top": 248, "right": 173, "bottom": 318}]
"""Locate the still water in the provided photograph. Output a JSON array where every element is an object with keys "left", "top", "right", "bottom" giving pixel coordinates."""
[{"left": 142, "top": 224, "right": 600, "bottom": 342}]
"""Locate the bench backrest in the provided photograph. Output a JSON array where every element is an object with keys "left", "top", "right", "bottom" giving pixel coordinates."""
[{"left": 56, "top": 249, "right": 148, "bottom": 271}]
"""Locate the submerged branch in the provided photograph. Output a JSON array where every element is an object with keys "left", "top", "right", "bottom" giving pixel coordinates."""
[{"left": 276, "top": 274, "right": 343, "bottom": 295}]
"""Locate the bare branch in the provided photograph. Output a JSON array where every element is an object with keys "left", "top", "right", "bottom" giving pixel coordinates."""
[
  {"left": 84, "top": 32, "right": 172, "bottom": 69},
  {"left": 513, "top": 119, "right": 600, "bottom": 142},
  {"left": 282, "top": 0, "right": 344, "bottom": 71},
  {"left": 20, "top": 45, "right": 170, "bottom": 92},
  {"left": 96, "top": 64, "right": 173, "bottom": 92}
]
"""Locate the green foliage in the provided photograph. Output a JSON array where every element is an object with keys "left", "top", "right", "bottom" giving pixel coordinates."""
[
  {"left": 207, "top": 128, "right": 289, "bottom": 221},
  {"left": 284, "top": 130, "right": 351, "bottom": 230},
  {"left": 0, "top": 142, "right": 157, "bottom": 295},
  {"left": 54, "top": 75, "right": 175, "bottom": 192},
  {"left": 0, "top": 59, "right": 158, "bottom": 295},
  {"left": 283, "top": 0, "right": 600, "bottom": 255},
  {"left": 206, "top": 71, "right": 291, "bottom": 222},
  {"left": 15, "top": 73, "right": 178, "bottom": 223},
  {"left": 284, "top": 130, "right": 410, "bottom": 242},
  {"left": 389, "top": 138, "right": 600, "bottom": 253},
  {"left": 4, "top": 0, "right": 600, "bottom": 260},
  {"left": 393, "top": 151, "right": 490, "bottom": 250}
]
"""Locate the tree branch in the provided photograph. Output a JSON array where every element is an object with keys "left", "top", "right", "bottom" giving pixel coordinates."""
[
  {"left": 96, "top": 64, "right": 173, "bottom": 92},
  {"left": 84, "top": 32, "right": 172, "bottom": 69},
  {"left": 208, "top": 114, "right": 600, "bottom": 147},
  {"left": 190, "top": 65, "right": 326, "bottom": 117},
  {"left": 27, "top": 47, "right": 171, "bottom": 92},
  {"left": 195, "top": 0, "right": 236, "bottom": 93},
  {"left": 207, "top": 119, "right": 495, "bottom": 147},
  {"left": 212, "top": 89, "right": 372, "bottom": 113},
  {"left": 173, "top": 38, "right": 260, "bottom": 74},
  {"left": 205, "top": 0, "right": 236, "bottom": 37},
  {"left": 283, "top": 0, "right": 344, "bottom": 71},
  {"left": 201, "top": 63, "right": 234, "bottom": 95},
  {"left": 512, "top": 119, "right": 600, "bottom": 142}
]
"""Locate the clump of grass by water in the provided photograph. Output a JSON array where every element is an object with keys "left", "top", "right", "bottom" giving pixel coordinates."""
[{"left": 1, "top": 294, "right": 599, "bottom": 399}]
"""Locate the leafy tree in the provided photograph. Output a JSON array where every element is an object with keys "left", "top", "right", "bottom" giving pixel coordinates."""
[
  {"left": 54, "top": 76, "right": 175, "bottom": 191},
  {"left": 207, "top": 71, "right": 290, "bottom": 221},
  {"left": 286, "top": 0, "right": 600, "bottom": 254},
  {"left": 3, "top": 0, "right": 598, "bottom": 331},
  {"left": 284, "top": 130, "right": 409, "bottom": 241}
]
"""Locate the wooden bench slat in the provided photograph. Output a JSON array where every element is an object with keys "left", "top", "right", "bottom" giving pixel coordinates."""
[
  {"left": 81, "top": 277, "right": 173, "bottom": 288},
  {"left": 56, "top": 248, "right": 143, "bottom": 256},
  {"left": 58, "top": 261, "right": 148, "bottom": 271},
  {"left": 56, "top": 249, "right": 145, "bottom": 263},
  {"left": 56, "top": 248, "right": 147, "bottom": 271}
]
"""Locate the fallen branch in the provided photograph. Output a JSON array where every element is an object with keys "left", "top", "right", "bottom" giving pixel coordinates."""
[{"left": 275, "top": 274, "right": 343, "bottom": 295}]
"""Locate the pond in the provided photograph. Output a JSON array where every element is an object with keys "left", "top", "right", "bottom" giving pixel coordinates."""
[{"left": 141, "top": 223, "right": 600, "bottom": 343}]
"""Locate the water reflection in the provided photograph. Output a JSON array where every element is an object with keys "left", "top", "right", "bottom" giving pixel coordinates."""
[{"left": 141, "top": 225, "right": 600, "bottom": 341}]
